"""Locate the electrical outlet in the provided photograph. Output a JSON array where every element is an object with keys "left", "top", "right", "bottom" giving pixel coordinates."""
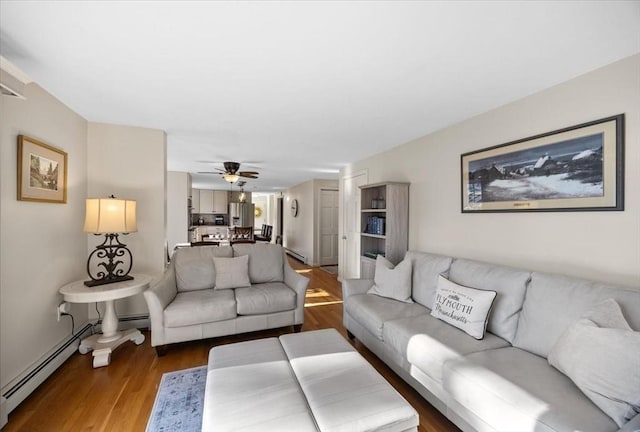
[{"left": 57, "top": 302, "right": 70, "bottom": 321}]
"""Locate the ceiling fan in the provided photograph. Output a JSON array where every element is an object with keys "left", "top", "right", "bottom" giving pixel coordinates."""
[{"left": 199, "top": 161, "right": 259, "bottom": 183}]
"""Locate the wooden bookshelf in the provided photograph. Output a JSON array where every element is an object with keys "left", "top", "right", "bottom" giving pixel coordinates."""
[{"left": 359, "top": 182, "right": 409, "bottom": 278}]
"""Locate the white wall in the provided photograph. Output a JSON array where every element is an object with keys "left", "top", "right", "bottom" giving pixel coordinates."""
[
  {"left": 0, "top": 83, "right": 88, "bottom": 390},
  {"left": 284, "top": 179, "right": 339, "bottom": 266},
  {"left": 252, "top": 194, "right": 268, "bottom": 228},
  {"left": 167, "top": 171, "right": 190, "bottom": 252},
  {"left": 87, "top": 123, "right": 167, "bottom": 317},
  {"left": 341, "top": 54, "right": 640, "bottom": 287}
]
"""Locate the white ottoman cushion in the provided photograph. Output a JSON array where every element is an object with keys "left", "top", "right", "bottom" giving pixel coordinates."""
[
  {"left": 203, "top": 338, "right": 318, "bottom": 432},
  {"left": 280, "top": 329, "right": 418, "bottom": 432}
]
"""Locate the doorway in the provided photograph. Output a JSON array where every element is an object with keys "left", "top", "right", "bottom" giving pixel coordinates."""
[
  {"left": 275, "top": 196, "right": 284, "bottom": 244},
  {"left": 340, "top": 171, "right": 367, "bottom": 280},
  {"left": 319, "top": 188, "right": 339, "bottom": 268}
]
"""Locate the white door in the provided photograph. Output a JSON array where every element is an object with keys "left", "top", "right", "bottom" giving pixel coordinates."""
[
  {"left": 340, "top": 171, "right": 367, "bottom": 280},
  {"left": 319, "top": 189, "right": 339, "bottom": 266}
]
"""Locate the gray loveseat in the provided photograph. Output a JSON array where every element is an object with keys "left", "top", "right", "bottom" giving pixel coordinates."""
[
  {"left": 144, "top": 243, "right": 309, "bottom": 354},
  {"left": 343, "top": 251, "right": 640, "bottom": 432}
]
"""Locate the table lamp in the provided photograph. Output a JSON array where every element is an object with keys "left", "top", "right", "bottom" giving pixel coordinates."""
[{"left": 83, "top": 196, "right": 137, "bottom": 287}]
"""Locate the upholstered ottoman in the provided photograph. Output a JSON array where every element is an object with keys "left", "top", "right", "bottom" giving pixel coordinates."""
[
  {"left": 202, "top": 337, "right": 317, "bottom": 431},
  {"left": 203, "top": 328, "right": 418, "bottom": 432}
]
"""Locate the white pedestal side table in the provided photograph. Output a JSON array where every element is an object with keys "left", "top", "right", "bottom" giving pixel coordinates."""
[{"left": 59, "top": 274, "right": 151, "bottom": 368}]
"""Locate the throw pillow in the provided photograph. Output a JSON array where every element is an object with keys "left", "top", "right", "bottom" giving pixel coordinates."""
[
  {"left": 367, "top": 255, "right": 413, "bottom": 303},
  {"left": 548, "top": 299, "right": 640, "bottom": 427},
  {"left": 212, "top": 255, "right": 251, "bottom": 289},
  {"left": 430, "top": 275, "right": 496, "bottom": 340}
]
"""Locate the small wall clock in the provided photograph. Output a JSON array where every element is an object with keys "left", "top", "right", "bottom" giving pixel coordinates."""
[{"left": 291, "top": 199, "right": 299, "bottom": 217}]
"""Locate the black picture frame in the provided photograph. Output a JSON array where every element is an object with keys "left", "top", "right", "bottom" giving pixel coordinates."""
[{"left": 461, "top": 114, "right": 624, "bottom": 213}]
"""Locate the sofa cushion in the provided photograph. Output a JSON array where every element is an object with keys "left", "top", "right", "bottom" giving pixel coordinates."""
[
  {"left": 513, "top": 272, "right": 640, "bottom": 358},
  {"left": 405, "top": 251, "right": 453, "bottom": 309},
  {"left": 233, "top": 243, "right": 284, "bottom": 283},
  {"left": 548, "top": 299, "right": 640, "bottom": 427},
  {"left": 443, "top": 347, "right": 617, "bottom": 432},
  {"left": 235, "top": 282, "right": 296, "bottom": 315},
  {"left": 449, "top": 258, "right": 530, "bottom": 343},
  {"left": 383, "top": 313, "right": 509, "bottom": 384},
  {"left": 344, "top": 294, "right": 428, "bottom": 340},
  {"left": 367, "top": 255, "right": 413, "bottom": 303},
  {"left": 174, "top": 245, "right": 233, "bottom": 292},
  {"left": 213, "top": 255, "right": 251, "bottom": 289},
  {"left": 431, "top": 275, "right": 496, "bottom": 340},
  {"left": 164, "top": 289, "right": 236, "bottom": 327}
]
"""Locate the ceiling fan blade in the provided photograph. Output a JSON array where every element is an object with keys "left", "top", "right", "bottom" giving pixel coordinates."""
[
  {"left": 239, "top": 173, "right": 258, "bottom": 179},
  {"left": 238, "top": 171, "right": 259, "bottom": 176},
  {"left": 197, "top": 171, "right": 218, "bottom": 174}
]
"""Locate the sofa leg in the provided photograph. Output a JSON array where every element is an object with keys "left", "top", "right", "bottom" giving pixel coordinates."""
[
  {"left": 155, "top": 345, "right": 168, "bottom": 357},
  {"left": 293, "top": 324, "right": 303, "bottom": 333},
  {"left": 346, "top": 330, "right": 355, "bottom": 340}
]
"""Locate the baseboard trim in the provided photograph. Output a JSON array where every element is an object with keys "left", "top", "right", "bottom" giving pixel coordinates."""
[
  {"left": 1, "top": 314, "right": 150, "bottom": 422},
  {"left": 1, "top": 396, "right": 8, "bottom": 429},
  {"left": 285, "top": 248, "right": 306, "bottom": 264},
  {"left": 1, "top": 322, "right": 93, "bottom": 415}
]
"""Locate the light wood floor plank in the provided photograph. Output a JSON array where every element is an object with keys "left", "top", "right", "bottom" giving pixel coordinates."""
[{"left": 4, "top": 258, "right": 460, "bottom": 432}]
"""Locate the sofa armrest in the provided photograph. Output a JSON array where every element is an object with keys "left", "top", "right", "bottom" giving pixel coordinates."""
[
  {"left": 284, "top": 262, "right": 310, "bottom": 325},
  {"left": 617, "top": 413, "right": 640, "bottom": 432},
  {"left": 143, "top": 264, "right": 178, "bottom": 346},
  {"left": 342, "top": 278, "right": 374, "bottom": 299}
]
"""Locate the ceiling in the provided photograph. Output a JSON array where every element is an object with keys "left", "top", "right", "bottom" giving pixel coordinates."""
[{"left": 1, "top": 1, "right": 638, "bottom": 192}]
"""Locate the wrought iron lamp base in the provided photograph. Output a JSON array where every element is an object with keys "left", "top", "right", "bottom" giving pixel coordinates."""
[{"left": 85, "top": 233, "right": 134, "bottom": 288}]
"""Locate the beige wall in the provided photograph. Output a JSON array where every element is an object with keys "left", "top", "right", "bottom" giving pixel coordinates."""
[
  {"left": 342, "top": 54, "right": 640, "bottom": 287},
  {"left": 0, "top": 83, "right": 88, "bottom": 389},
  {"left": 0, "top": 77, "right": 167, "bottom": 417},
  {"left": 284, "top": 180, "right": 315, "bottom": 263},
  {"left": 87, "top": 123, "right": 167, "bottom": 317}
]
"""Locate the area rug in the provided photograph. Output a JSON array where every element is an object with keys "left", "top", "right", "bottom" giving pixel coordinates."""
[
  {"left": 320, "top": 265, "right": 338, "bottom": 275},
  {"left": 146, "top": 365, "right": 207, "bottom": 432}
]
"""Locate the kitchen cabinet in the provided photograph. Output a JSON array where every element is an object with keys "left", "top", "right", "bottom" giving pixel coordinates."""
[
  {"left": 213, "top": 190, "right": 228, "bottom": 214},
  {"left": 200, "top": 190, "right": 214, "bottom": 214},
  {"left": 196, "top": 189, "right": 229, "bottom": 214}
]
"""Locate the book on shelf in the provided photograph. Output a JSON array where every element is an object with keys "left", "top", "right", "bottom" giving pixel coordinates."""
[{"left": 365, "top": 216, "right": 386, "bottom": 235}]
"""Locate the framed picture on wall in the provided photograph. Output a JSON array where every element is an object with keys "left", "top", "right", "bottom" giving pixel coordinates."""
[
  {"left": 17, "top": 135, "right": 68, "bottom": 203},
  {"left": 461, "top": 114, "right": 624, "bottom": 213}
]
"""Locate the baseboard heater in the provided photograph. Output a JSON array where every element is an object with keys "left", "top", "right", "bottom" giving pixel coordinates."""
[
  {"left": 1, "top": 314, "right": 149, "bottom": 422},
  {"left": 1, "top": 323, "right": 93, "bottom": 416},
  {"left": 285, "top": 248, "right": 306, "bottom": 264}
]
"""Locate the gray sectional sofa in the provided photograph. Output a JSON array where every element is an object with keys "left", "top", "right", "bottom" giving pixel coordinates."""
[
  {"left": 343, "top": 251, "right": 640, "bottom": 432},
  {"left": 144, "top": 243, "right": 309, "bottom": 353}
]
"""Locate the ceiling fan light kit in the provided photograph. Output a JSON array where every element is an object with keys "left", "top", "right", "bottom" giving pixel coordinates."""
[{"left": 223, "top": 173, "right": 240, "bottom": 183}]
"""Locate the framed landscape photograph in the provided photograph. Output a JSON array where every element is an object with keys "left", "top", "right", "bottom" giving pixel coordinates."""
[
  {"left": 461, "top": 114, "right": 624, "bottom": 213},
  {"left": 18, "top": 135, "right": 68, "bottom": 203}
]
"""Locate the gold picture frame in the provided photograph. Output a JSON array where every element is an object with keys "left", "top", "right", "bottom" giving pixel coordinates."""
[{"left": 17, "top": 135, "right": 68, "bottom": 203}]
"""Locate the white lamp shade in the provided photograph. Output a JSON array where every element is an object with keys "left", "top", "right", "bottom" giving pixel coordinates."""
[
  {"left": 223, "top": 173, "right": 239, "bottom": 183},
  {"left": 84, "top": 198, "right": 137, "bottom": 234}
]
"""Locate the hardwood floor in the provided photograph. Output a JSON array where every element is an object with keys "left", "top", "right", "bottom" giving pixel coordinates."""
[{"left": 4, "top": 258, "right": 460, "bottom": 432}]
